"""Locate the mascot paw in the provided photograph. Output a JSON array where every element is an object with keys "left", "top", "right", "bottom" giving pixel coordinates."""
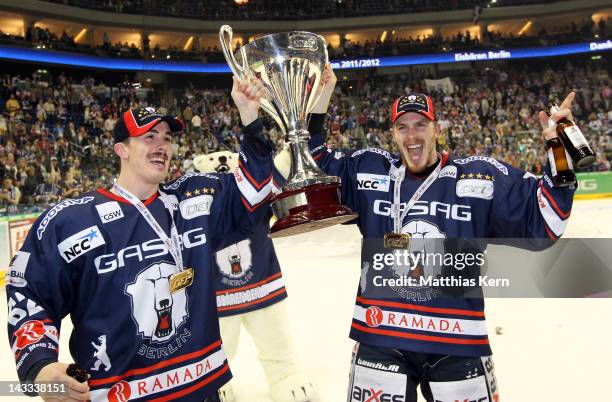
[
  {"left": 269, "top": 374, "right": 315, "bottom": 402},
  {"left": 220, "top": 382, "right": 235, "bottom": 402}
]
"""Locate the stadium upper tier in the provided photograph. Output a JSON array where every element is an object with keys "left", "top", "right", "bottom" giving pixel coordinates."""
[{"left": 37, "top": 0, "right": 564, "bottom": 20}]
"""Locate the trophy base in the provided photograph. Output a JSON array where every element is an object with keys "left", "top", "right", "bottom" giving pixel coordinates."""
[{"left": 269, "top": 182, "right": 358, "bottom": 238}]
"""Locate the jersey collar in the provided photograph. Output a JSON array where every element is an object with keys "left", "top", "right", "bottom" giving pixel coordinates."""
[{"left": 97, "top": 187, "right": 159, "bottom": 206}]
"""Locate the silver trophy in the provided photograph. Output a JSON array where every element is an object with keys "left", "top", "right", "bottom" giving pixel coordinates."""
[{"left": 220, "top": 25, "right": 357, "bottom": 237}]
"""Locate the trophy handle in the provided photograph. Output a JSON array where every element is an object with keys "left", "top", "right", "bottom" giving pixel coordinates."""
[
  {"left": 219, "top": 25, "right": 246, "bottom": 78},
  {"left": 318, "top": 34, "right": 329, "bottom": 64}
]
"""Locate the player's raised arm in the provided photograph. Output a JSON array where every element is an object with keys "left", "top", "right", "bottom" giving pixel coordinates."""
[
  {"left": 205, "top": 76, "right": 275, "bottom": 251},
  {"left": 489, "top": 92, "right": 577, "bottom": 240}
]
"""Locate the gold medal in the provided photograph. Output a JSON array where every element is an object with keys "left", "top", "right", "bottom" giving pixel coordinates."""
[
  {"left": 169, "top": 268, "right": 194, "bottom": 293},
  {"left": 384, "top": 233, "right": 411, "bottom": 249}
]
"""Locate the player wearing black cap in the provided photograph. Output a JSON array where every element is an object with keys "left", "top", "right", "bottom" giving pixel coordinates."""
[
  {"left": 6, "top": 78, "right": 271, "bottom": 401},
  {"left": 304, "top": 65, "right": 579, "bottom": 402}
]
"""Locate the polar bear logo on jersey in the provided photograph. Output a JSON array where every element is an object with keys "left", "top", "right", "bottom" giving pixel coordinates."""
[
  {"left": 216, "top": 239, "right": 252, "bottom": 278},
  {"left": 394, "top": 219, "right": 446, "bottom": 281},
  {"left": 125, "top": 262, "right": 188, "bottom": 343}
]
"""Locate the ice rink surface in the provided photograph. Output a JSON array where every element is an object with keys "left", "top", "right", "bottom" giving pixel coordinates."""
[{"left": 1, "top": 198, "right": 611, "bottom": 401}]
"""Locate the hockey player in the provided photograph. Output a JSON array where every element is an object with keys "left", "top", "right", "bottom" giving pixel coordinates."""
[
  {"left": 5, "top": 77, "right": 272, "bottom": 401},
  {"left": 306, "top": 65, "right": 577, "bottom": 402}
]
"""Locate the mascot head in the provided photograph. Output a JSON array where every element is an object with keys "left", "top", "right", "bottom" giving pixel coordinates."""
[
  {"left": 193, "top": 148, "right": 292, "bottom": 180},
  {"left": 193, "top": 151, "right": 238, "bottom": 174}
]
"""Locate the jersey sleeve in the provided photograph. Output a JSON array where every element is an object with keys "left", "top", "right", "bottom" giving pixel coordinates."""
[
  {"left": 210, "top": 119, "right": 274, "bottom": 251},
  {"left": 307, "top": 113, "right": 357, "bottom": 211},
  {"left": 6, "top": 216, "right": 77, "bottom": 383},
  {"left": 488, "top": 160, "right": 575, "bottom": 241}
]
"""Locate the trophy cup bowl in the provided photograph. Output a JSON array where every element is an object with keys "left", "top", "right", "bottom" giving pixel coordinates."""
[{"left": 220, "top": 25, "right": 357, "bottom": 237}]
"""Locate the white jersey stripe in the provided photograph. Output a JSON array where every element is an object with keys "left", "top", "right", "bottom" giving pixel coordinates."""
[
  {"left": 536, "top": 186, "right": 568, "bottom": 236},
  {"left": 217, "top": 277, "right": 285, "bottom": 308},
  {"left": 353, "top": 305, "right": 488, "bottom": 337},
  {"left": 233, "top": 166, "right": 271, "bottom": 207},
  {"left": 90, "top": 349, "right": 226, "bottom": 401}
]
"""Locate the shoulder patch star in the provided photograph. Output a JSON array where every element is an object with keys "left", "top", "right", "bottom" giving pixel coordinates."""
[
  {"left": 202, "top": 188, "right": 209, "bottom": 194},
  {"left": 194, "top": 189, "right": 201, "bottom": 195},
  {"left": 185, "top": 191, "right": 192, "bottom": 197},
  {"left": 476, "top": 173, "right": 483, "bottom": 179},
  {"left": 468, "top": 173, "right": 474, "bottom": 178},
  {"left": 460, "top": 174, "right": 466, "bottom": 179},
  {"left": 209, "top": 188, "right": 215, "bottom": 194}
]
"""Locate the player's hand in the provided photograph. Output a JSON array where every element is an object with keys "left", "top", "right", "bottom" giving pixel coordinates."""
[
  {"left": 231, "top": 76, "right": 266, "bottom": 126},
  {"left": 35, "top": 362, "right": 90, "bottom": 401},
  {"left": 311, "top": 63, "right": 337, "bottom": 114},
  {"left": 538, "top": 91, "right": 575, "bottom": 141}
]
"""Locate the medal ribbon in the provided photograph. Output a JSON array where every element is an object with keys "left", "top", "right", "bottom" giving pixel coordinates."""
[
  {"left": 112, "top": 182, "right": 183, "bottom": 270},
  {"left": 391, "top": 160, "right": 442, "bottom": 234}
]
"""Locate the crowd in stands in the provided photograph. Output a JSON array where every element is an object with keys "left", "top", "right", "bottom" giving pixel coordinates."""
[
  {"left": 324, "top": 61, "right": 611, "bottom": 176},
  {"left": 42, "top": 0, "right": 562, "bottom": 20},
  {"left": 0, "top": 58, "right": 610, "bottom": 214},
  {"left": 0, "top": 8, "right": 609, "bottom": 63},
  {"left": 331, "top": 17, "right": 611, "bottom": 58}
]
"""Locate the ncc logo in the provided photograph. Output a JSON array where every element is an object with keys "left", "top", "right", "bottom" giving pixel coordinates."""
[
  {"left": 357, "top": 173, "right": 390, "bottom": 192},
  {"left": 58, "top": 226, "right": 106, "bottom": 263}
]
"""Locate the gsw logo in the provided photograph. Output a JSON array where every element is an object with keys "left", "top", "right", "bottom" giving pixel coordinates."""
[{"left": 96, "top": 201, "right": 124, "bottom": 223}]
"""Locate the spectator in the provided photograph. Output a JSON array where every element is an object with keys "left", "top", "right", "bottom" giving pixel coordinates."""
[
  {"left": 49, "top": 156, "right": 61, "bottom": 184},
  {"left": 6, "top": 94, "right": 20, "bottom": 115},
  {"left": 61, "top": 171, "right": 82, "bottom": 198},
  {"left": 104, "top": 113, "right": 117, "bottom": 132},
  {"left": 192, "top": 113, "right": 202, "bottom": 135},
  {"left": 3, "top": 152, "right": 17, "bottom": 181},
  {"left": 0, "top": 177, "right": 21, "bottom": 213},
  {"left": 21, "top": 166, "right": 40, "bottom": 204},
  {"left": 34, "top": 174, "right": 62, "bottom": 206}
]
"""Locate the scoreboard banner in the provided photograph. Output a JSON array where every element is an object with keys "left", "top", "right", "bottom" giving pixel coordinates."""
[
  {"left": 575, "top": 171, "right": 612, "bottom": 199},
  {"left": 0, "top": 39, "right": 610, "bottom": 72}
]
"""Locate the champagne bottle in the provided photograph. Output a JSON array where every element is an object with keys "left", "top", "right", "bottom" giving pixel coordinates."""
[
  {"left": 546, "top": 102, "right": 595, "bottom": 168},
  {"left": 544, "top": 104, "right": 576, "bottom": 187}
]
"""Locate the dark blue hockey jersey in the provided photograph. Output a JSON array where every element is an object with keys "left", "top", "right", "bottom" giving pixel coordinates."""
[
  {"left": 308, "top": 114, "right": 575, "bottom": 357},
  {"left": 214, "top": 171, "right": 287, "bottom": 317},
  {"left": 6, "top": 123, "right": 273, "bottom": 401},
  {"left": 214, "top": 222, "right": 287, "bottom": 317}
]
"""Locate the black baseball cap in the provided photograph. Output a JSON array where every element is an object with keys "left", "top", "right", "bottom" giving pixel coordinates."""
[
  {"left": 113, "top": 107, "right": 184, "bottom": 143},
  {"left": 391, "top": 94, "right": 435, "bottom": 124}
]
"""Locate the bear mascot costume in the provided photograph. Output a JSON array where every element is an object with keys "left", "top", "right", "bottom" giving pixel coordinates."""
[{"left": 193, "top": 149, "right": 314, "bottom": 402}]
